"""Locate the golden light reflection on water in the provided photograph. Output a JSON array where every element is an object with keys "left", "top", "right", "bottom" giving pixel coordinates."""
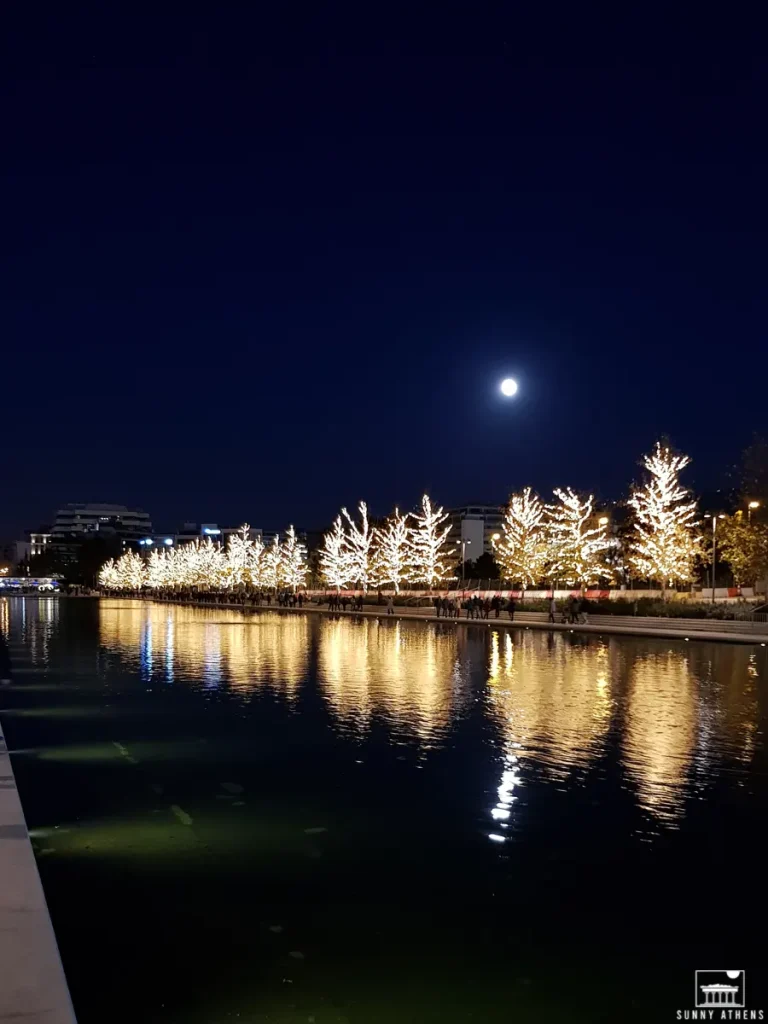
[
  {"left": 99, "top": 602, "right": 309, "bottom": 697},
  {"left": 94, "top": 601, "right": 764, "bottom": 829},
  {"left": 486, "top": 630, "right": 614, "bottom": 779},
  {"left": 318, "top": 617, "right": 461, "bottom": 741},
  {"left": 623, "top": 649, "right": 696, "bottom": 822},
  {"left": 486, "top": 631, "right": 762, "bottom": 828}
]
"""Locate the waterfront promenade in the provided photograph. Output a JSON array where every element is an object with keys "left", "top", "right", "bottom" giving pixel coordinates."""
[
  {"left": 0, "top": 709, "right": 77, "bottom": 1023},
  {"left": 143, "top": 595, "right": 768, "bottom": 645}
]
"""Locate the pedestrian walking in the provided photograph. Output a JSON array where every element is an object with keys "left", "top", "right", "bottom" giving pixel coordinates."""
[
  {"left": 386, "top": 595, "right": 394, "bottom": 615},
  {"left": 569, "top": 596, "right": 579, "bottom": 623},
  {"left": 507, "top": 597, "right": 516, "bottom": 621},
  {"left": 548, "top": 596, "right": 557, "bottom": 623}
]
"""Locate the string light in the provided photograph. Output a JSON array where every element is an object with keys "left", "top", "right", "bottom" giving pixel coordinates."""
[
  {"left": 342, "top": 501, "right": 374, "bottom": 591},
  {"left": 406, "top": 494, "right": 456, "bottom": 587},
  {"left": 280, "top": 525, "right": 308, "bottom": 591},
  {"left": 99, "top": 524, "right": 306, "bottom": 593},
  {"left": 371, "top": 507, "right": 410, "bottom": 593},
  {"left": 546, "top": 488, "right": 614, "bottom": 586},
  {"left": 628, "top": 441, "right": 700, "bottom": 590},
  {"left": 493, "top": 487, "right": 548, "bottom": 589},
  {"left": 320, "top": 514, "right": 351, "bottom": 591}
]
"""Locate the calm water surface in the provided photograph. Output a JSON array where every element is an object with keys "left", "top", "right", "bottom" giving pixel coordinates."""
[{"left": 1, "top": 597, "right": 767, "bottom": 1023}]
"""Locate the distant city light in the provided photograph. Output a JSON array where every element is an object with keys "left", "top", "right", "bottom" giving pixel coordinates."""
[
  {"left": 203, "top": 528, "right": 221, "bottom": 535},
  {"left": 164, "top": 538, "right": 174, "bottom": 546},
  {"left": 749, "top": 501, "right": 760, "bottom": 510},
  {"left": 599, "top": 516, "right": 609, "bottom": 526},
  {"left": 500, "top": 378, "right": 518, "bottom": 397}
]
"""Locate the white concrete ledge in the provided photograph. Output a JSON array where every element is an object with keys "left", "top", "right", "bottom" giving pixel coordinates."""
[{"left": 0, "top": 722, "right": 77, "bottom": 1023}]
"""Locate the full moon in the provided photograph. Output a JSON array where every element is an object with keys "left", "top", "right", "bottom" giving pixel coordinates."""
[{"left": 500, "top": 377, "right": 518, "bottom": 397}]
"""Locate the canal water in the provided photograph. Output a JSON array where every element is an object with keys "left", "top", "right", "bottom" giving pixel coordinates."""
[{"left": 1, "top": 597, "right": 766, "bottom": 1023}]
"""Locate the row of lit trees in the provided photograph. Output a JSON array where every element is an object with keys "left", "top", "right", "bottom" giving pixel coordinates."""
[
  {"left": 319, "top": 495, "right": 455, "bottom": 592},
  {"left": 318, "top": 441, "right": 702, "bottom": 592},
  {"left": 99, "top": 525, "right": 308, "bottom": 591},
  {"left": 99, "top": 440, "right": 715, "bottom": 594}
]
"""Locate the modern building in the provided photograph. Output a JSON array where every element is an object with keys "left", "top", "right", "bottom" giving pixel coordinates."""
[
  {"left": 448, "top": 505, "right": 505, "bottom": 560},
  {"left": 30, "top": 531, "right": 52, "bottom": 557},
  {"left": 51, "top": 503, "right": 152, "bottom": 541},
  {"left": 134, "top": 523, "right": 265, "bottom": 550}
]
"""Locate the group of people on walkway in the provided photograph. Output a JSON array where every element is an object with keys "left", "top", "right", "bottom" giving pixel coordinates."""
[
  {"left": 434, "top": 595, "right": 519, "bottom": 620},
  {"left": 549, "top": 595, "right": 590, "bottom": 624},
  {"left": 104, "top": 586, "right": 592, "bottom": 627},
  {"left": 326, "top": 593, "right": 365, "bottom": 612}
]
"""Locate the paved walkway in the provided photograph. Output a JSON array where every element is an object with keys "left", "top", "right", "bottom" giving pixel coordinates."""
[
  {"left": 0, "top": 715, "right": 77, "bottom": 1022},
  {"left": 150, "top": 598, "right": 768, "bottom": 645}
]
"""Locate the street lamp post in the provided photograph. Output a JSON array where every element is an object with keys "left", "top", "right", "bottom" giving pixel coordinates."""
[
  {"left": 711, "top": 515, "right": 725, "bottom": 603},
  {"left": 749, "top": 500, "right": 760, "bottom": 523},
  {"left": 461, "top": 538, "right": 471, "bottom": 581},
  {"left": 711, "top": 516, "right": 717, "bottom": 604}
]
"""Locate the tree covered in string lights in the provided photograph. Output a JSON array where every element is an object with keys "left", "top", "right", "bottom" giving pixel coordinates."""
[
  {"left": 98, "top": 558, "right": 120, "bottom": 589},
  {"left": 342, "top": 501, "right": 373, "bottom": 591},
  {"left": 116, "top": 550, "right": 146, "bottom": 589},
  {"left": 628, "top": 441, "right": 700, "bottom": 592},
  {"left": 371, "top": 508, "right": 410, "bottom": 592},
  {"left": 546, "top": 488, "right": 614, "bottom": 586},
  {"left": 320, "top": 515, "right": 350, "bottom": 591},
  {"left": 262, "top": 536, "right": 282, "bottom": 591},
  {"left": 406, "top": 494, "right": 456, "bottom": 587},
  {"left": 280, "top": 525, "right": 308, "bottom": 591},
  {"left": 493, "top": 487, "right": 548, "bottom": 590},
  {"left": 223, "top": 524, "right": 256, "bottom": 588}
]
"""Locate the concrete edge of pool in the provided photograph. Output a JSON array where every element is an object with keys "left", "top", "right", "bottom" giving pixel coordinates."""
[{"left": 0, "top": 718, "right": 78, "bottom": 1024}]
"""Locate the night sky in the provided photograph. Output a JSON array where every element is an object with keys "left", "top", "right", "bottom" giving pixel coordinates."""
[{"left": 2, "top": 10, "right": 766, "bottom": 537}]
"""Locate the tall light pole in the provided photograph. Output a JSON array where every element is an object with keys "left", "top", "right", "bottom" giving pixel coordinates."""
[
  {"left": 711, "top": 515, "right": 725, "bottom": 603},
  {"left": 749, "top": 500, "right": 760, "bottom": 523},
  {"left": 461, "top": 538, "right": 471, "bottom": 581}
]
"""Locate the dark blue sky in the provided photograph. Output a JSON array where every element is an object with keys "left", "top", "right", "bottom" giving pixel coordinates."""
[{"left": 2, "top": 9, "right": 766, "bottom": 536}]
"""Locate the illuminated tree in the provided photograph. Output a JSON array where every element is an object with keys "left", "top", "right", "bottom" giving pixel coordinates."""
[
  {"left": 546, "top": 488, "right": 614, "bottom": 587},
  {"left": 116, "top": 550, "right": 146, "bottom": 590},
  {"left": 628, "top": 441, "right": 700, "bottom": 591},
  {"left": 146, "top": 548, "right": 172, "bottom": 589},
  {"left": 280, "top": 525, "right": 307, "bottom": 591},
  {"left": 224, "top": 524, "right": 262, "bottom": 589},
  {"left": 98, "top": 558, "right": 120, "bottom": 589},
  {"left": 262, "top": 535, "right": 282, "bottom": 590},
  {"left": 342, "top": 501, "right": 373, "bottom": 590},
  {"left": 246, "top": 535, "right": 265, "bottom": 588},
  {"left": 371, "top": 508, "right": 410, "bottom": 592},
  {"left": 320, "top": 515, "right": 351, "bottom": 590},
  {"left": 493, "top": 487, "right": 548, "bottom": 590},
  {"left": 406, "top": 494, "right": 456, "bottom": 587},
  {"left": 717, "top": 516, "right": 768, "bottom": 585},
  {"left": 196, "top": 538, "right": 226, "bottom": 589}
]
